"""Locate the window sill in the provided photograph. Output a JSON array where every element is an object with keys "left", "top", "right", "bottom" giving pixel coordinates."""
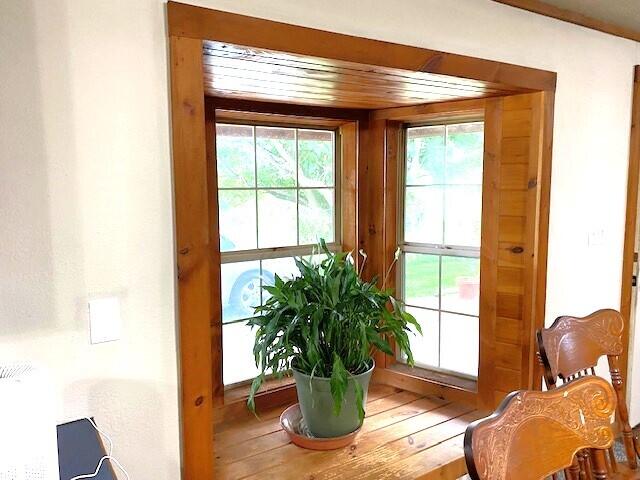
[
  {"left": 373, "top": 365, "right": 477, "bottom": 406},
  {"left": 390, "top": 363, "right": 478, "bottom": 392},
  {"left": 215, "top": 376, "right": 297, "bottom": 428},
  {"left": 224, "top": 375, "right": 295, "bottom": 404}
]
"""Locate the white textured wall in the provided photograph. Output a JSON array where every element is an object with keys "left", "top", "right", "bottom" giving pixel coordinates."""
[
  {"left": 0, "top": 1, "right": 180, "bottom": 478},
  {"left": 1, "top": 1, "right": 640, "bottom": 478}
]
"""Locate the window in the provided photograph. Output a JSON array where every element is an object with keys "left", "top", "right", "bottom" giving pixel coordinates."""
[
  {"left": 216, "top": 123, "right": 339, "bottom": 386},
  {"left": 398, "top": 122, "right": 483, "bottom": 379}
]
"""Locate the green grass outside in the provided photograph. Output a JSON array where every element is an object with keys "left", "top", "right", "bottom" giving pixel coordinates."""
[{"left": 404, "top": 254, "right": 479, "bottom": 299}]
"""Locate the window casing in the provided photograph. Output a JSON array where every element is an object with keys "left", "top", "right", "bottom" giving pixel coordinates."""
[
  {"left": 397, "top": 121, "right": 484, "bottom": 380},
  {"left": 216, "top": 122, "right": 341, "bottom": 387}
]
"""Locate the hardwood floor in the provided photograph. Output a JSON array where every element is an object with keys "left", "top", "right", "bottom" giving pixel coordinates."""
[{"left": 214, "top": 383, "right": 483, "bottom": 479}]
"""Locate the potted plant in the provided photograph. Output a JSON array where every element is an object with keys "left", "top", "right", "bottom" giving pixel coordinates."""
[{"left": 247, "top": 241, "right": 422, "bottom": 438}]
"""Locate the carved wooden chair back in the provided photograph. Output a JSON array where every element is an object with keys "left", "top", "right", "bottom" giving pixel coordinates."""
[
  {"left": 536, "top": 309, "right": 638, "bottom": 470},
  {"left": 464, "top": 376, "right": 616, "bottom": 480}
]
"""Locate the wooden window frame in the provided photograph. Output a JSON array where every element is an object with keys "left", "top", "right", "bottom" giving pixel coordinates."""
[
  {"left": 205, "top": 96, "right": 363, "bottom": 412},
  {"left": 370, "top": 101, "right": 486, "bottom": 406},
  {"left": 394, "top": 117, "right": 485, "bottom": 383},
  {"left": 368, "top": 94, "right": 554, "bottom": 410},
  {"left": 167, "top": 3, "right": 556, "bottom": 478}
]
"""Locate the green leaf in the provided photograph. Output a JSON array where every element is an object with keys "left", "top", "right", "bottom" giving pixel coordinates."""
[
  {"left": 329, "top": 353, "right": 348, "bottom": 416},
  {"left": 366, "top": 328, "right": 394, "bottom": 356},
  {"left": 354, "top": 380, "right": 365, "bottom": 423},
  {"left": 247, "top": 374, "right": 264, "bottom": 415}
]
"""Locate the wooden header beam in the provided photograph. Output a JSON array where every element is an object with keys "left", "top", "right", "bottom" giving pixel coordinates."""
[{"left": 168, "top": 1, "right": 556, "bottom": 92}]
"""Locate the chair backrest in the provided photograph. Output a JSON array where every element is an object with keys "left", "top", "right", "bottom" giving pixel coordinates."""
[
  {"left": 537, "top": 309, "right": 624, "bottom": 385},
  {"left": 464, "top": 376, "right": 616, "bottom": 480}
]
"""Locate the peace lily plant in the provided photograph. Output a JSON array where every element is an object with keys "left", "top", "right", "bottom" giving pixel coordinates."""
[{"left": 247, "top": 240, "right": 422, "bottom": 438}]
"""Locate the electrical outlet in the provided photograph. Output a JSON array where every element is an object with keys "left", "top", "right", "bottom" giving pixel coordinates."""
[
  {"left": 587, "top": 229, "right": 605, "bottom": 247},
  {"left": 89, "top": 296, "right": 121, "bottom": 344}
]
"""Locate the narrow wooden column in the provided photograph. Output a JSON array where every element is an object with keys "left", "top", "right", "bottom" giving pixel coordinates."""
[
  {"left": 620, "top": 65, "right": 640, "bottom": 406},
  {"left": 590, "top": 449, "right": 610, "bottom": 480},
  {"left": 609, "top": 355, "right": 638, "bottom": 469},
  {"left": 169, "top": 35, "right": 215, "bottom": 480}
]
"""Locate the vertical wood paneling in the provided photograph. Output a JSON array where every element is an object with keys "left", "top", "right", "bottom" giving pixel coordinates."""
[
  {"left": 169, "top": 36, "right": 215, "bottom": 479},
  {"left": 521, "top": 92, "right": 544, "bottom": 389},
  {"left": 359, "top": 116, "right": 387, "bottom": 368},
  {"left": 205, "top": 100, "right": 224, "bottom": 404},
  {"left": 361, "top": 116, "right": 387, "bottom": 285},
  {"left": 478, "top": 97, "right": 502, "bottom": 410},
  {"left": 481, "top": 92, "right": 551, "bottom": 407},
  {"left": 340, "top": 121, "right": 359, "bottom": 261},
  {"left": 383, "top": 121, "right": 402, "bottom": 367}
]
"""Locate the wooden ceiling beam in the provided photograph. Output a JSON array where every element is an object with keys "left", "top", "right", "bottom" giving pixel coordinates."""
[
  {"left": 493, "top": 0, "right": 640, "bottom": 43},
  {"left": 206, "top": 96, "right": 369, "bottom": 122}
]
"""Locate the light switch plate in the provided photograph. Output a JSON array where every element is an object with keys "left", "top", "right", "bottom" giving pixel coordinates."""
[{"left": 89, "top": 296, "right": 121, "bottom": 344}]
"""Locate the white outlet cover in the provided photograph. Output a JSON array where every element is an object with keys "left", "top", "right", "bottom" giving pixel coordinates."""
[{"left": 89, "top": 296, "right": 121, "bottom": 344}]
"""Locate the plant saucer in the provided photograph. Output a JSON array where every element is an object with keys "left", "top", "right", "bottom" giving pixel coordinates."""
[{"left": 280, "top": 403, "right": 361, "bottom": 450}]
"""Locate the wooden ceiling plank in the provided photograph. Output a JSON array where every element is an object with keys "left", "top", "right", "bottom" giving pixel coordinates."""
[
  {"left": 204, "top": 77, "right": 464, "bottom": 106},
  {"left": 205, "top": 88, "right": 400, "bottom": 109},
  {"left": 201, "top": 61, "right": 510, "bottom": 97},
  {"left": 203, "top": 73, "right": 481, "bottom": 103},
  {"left": 202, "top": 42, "right": 521, "bottom": 93},
  {"left": 167, "top": 2, "right": 556, "bottom": 91}
]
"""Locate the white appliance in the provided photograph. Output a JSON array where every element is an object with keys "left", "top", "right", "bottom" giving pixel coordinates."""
[{"left": 0, "top": 365, "right": 59, "bottom": 480}]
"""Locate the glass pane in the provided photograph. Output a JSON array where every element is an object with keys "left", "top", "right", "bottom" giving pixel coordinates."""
[
  {"left": 404, "top": 186, "right": 443, "bottom": 244},
  {"left": 218, "top": 190, "right": 256, "bottom": 251},
  {"left": 406, "top": 307, "right": 439, "bottom": 369},
  {"left": 256, "top": 126, "right": 296, "bottom": 187},
  {"left": 445, "top": 123, "right": 483, "bottom": 185},
  {"left": 216, "top": 124, "right": 255, "bottom": 188},
  {"left": 440, "top": 312, "right": 479, "bottom": 377},
  {"left": 406, "top": 126, "right": 445, "bottom": 185},
  {"left": 221, "top": 260, "right": 261, "bottom": 323},
  {"left": 299, "top": 189, "right": 334, "bottom": 245},
  {"left": 298, "top": 129, "right": 334, "bottom": 187},
  {"left": 258, "top": 189, "right": 297, "bottom": 248},
  {"left": 404, "top": 253, "right": 439, "bottom": 309},
  {"left": 223, "top": 322, "right": 260, "bottom": 385},
  {"left": 440, "top": 256, "right": 480, "bottom": 316},
  {"left": 444, "top": 185, "right": 482, "bottom": 247}
]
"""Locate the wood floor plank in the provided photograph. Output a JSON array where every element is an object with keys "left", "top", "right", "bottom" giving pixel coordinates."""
[
  {"left": 359, "top": 433, "right": 469, "bottom": 480},
  {"left": 243, "top": 402, "right": 476, "bottom": 480},
  {"left": 216, "top": 390, "right": 423, "bottom": 465},
  {"left": 308, "top": 412, "right": 482, "bottom": 479},
  {"left": 216, "top": 395, "right": 450, "bottom": 478},
  {"left": 215, "top": 383, "right": 397, "bottom": 447}
]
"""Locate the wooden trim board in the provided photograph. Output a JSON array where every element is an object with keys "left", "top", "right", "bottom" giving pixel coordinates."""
[
  {"left": 169, "top": 35, "right": 215, "bottom": 479},
  {"left": 168, "top": 2, "right": 556, "bottom": 92},
  {"left": 619, "top": 66, "right": 640, "bottom": 396},
  {"left": 492, "top": 0, "right": 640, "bottom": 43}
]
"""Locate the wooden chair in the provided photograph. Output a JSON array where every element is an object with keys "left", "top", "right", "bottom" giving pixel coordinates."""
[
  {"left": 537, "top": 308, "right": 640, "bottom": 476},
  {"left": 464, "top": 376, "right": 617, "bottom": 480}
]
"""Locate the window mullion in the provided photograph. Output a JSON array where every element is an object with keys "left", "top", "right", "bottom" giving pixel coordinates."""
[
  {"left": 253, "top": 125, "right": 259, "bottom": 249},
  {"left": 295, "top": 128, "right": 300, "bottom": 246}
]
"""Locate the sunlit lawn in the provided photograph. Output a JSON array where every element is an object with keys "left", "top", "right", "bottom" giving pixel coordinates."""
[{"left": 404, "top": 254, "right": 479, "bottom": 299}]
